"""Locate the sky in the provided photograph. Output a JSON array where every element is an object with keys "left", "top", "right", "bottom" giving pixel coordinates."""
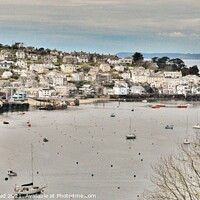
[{"left": 0, "top": 0, "right": 200, "bottom": 54}]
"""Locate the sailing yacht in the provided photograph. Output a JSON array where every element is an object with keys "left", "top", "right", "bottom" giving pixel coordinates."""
[
  {"left": 183, "top": 117, "right": 190, "bottom": 145},
  {"left": 13, "top": 144, "right": 46, "bottom": 198},
  {"left": 193, "top": 106, "right": 200, "bottom": 129},
  {"left": 126, "top": 117, "right": 136, "bottom": 140}
]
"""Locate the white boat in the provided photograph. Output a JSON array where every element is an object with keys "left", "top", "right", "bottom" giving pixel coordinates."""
[
  {"left": 13, "top": 144, "right": 46, "bottom": 198},
  {"left": 126, "top": 118, "right": 136, "bottom": 140},
  {"left": 165, "top": 124, "right": 173, "bottom": 129},
  {"left": 193, "top": 124, "right": 200, "bottom": 129},
  {"left": 183, "top": 116, "right": 190, "bottom": 145},
  {"left": 183, "top": 138, "right": 190, "bottom": 145},
  {"left": 126, "top": 134, "right": 136, "bottom": 140},
  {"left": 8, "top": 169, "right": 17, "bottom": 176},
  {"left": 110, "top": 113, "right": 115, "bottom": 117}
]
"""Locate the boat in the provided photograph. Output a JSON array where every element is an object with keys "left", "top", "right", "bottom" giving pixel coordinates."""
[
  {"left": 110, "top": 113, "right": 115, "bottom": 117},
  {"left": 183, "top": 116, "right": 190, "bottom": 145},
  {"left": 193, "top": 124, "right": 200, "bottom": 129},
  {"left": 183, "top": 138, "right": 190, "bottom": 144},
  {"left": 126, "top": 134, "right": 136, "bottom": 140},
  {"left": 3, "top": 121, "right": 9, "bottom": 124},
  {"left": 126, "top": 118, "right": 136, "bottom": 140},
  {"left": 165, "top": 124, "right": 173, "bottom": 129},
  {"left": 13, "top": 144, "right": 46, "bottom": 198},
  {"left": 193, "top": 107, "right": 200, "bottom": 129},
  {"left": 43, "top": 138, "right": 49, "bottom": 142},
  {"left": 39, "top": 104, "right": 55, "bottom": 110},
  {"left": 151, "top": 105, "right": 160, "bottom": 108},
  {"left": 157, "top": 104, "right": 166, "bottom": 107},
  {"left": 7, "top": 169, "right": 17, "bottom": 176},
  {"left": 177, "top": 105, "right": 187, "bottom": 108}
]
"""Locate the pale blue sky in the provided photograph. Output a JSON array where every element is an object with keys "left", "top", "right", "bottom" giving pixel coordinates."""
[{"left": 0, "top": 0, "right": 199, "bottom": 54}]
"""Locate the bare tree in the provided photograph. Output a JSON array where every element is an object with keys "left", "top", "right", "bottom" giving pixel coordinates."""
[{"left": 142, "top": 134, "right": 200, "bottom": 200}]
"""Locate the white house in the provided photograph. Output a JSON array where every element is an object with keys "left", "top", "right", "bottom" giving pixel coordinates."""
[
  {"left": 16, "top": 50, "right": 25, "bottom": 59},
  {"left": 121, "top": 72, "right": 131, "bottom": 80},
  {"left": 60, "top": 64, "right": 76, "bottom": 73},
  {"left": 29, "top": 64, "right": 49, "bottom": 74},
  {"left": 119, "top": 57, "right": 132, "bottom": 65},
  {"left": 15, "top": 60, "right": 28, "bottom": 69},
  {"left": 164, "top": 71, "right": 182, "bottom": 78},
  {"left": 52, "top": 75, "right": 66, "bottom": 86},
  {"left": 2, "top": 71, "right": 13, "bottom": 79},
  {"left": 107, "top": 57, "right": 120, "bottom": 65},
  {"left": 99, "top": 63, "right": 111, "bottom": 72},
  {"left": 0, "top": 60, "right": 14, "bottom": 69},
  {"left": 113, "top": 86, "right": 129, "bottom": 95},
  {"left": 71, "top": 73, "right": 84, "bottom": 81},
  {"left": 77, "top": 55, "right": 89, "bottom": 63},
  {"left": 176, "top": 85, "right": 191, "bottom": 95},
  {"left": 114, "top": 65, "right": 125, "bottom": 72},
  {"left": 130, "top": 86, "right": 146, "bottom": 94},
  {"left": 38, "top": 88, "right": 56, "bottom": 98}
]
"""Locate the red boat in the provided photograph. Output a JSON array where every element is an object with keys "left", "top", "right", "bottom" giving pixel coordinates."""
[
  {"left": 177, "top": 105, "right": 187, "bottom": 108},
  {"left": 151, "top": 105, "right": 160, "bottom": 108}
]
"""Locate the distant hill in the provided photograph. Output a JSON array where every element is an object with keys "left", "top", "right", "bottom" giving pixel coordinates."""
[{"left": 116, "top": 52, "right": 200, "bottom": 60}]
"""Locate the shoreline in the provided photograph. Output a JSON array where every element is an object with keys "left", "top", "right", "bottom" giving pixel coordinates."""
[{"left": 27, "top": 97, "right": 110, "bottom": 106}]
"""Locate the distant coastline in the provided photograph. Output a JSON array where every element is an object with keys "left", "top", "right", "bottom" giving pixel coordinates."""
[{"left": 116, "top": 52, "right": 200, "bottom": 60}]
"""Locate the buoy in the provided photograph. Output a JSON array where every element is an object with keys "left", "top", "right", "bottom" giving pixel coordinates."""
[
  {"left": 91, "top": 174, "right": 94, "bottom": 177},
  {"left": 111, "top": 165, "right": 113, "bottom": 167},
  {"left": 134, "top": 175, "right": 136, "bottom": 177},
  {"left": 76, "top": 162, "right": 78, "bottom": 165},
  {"left": 141, "top": 159, "right": 143, "bottom": 161},
  {"left": 5, "top": 177, "right": 8, "bottom": 181},
  {"left": 28, "top": 124, "right": 31, "bottom": 127}
]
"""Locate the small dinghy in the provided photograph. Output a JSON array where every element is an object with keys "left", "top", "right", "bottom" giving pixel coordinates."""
[{"left": 7, "top": 169, "right": 17, "bottom": 176}]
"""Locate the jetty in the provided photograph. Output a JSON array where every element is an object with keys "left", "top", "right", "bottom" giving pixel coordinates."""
[{"left": 0, "top": 102, "right": 29, "bottom": 113}]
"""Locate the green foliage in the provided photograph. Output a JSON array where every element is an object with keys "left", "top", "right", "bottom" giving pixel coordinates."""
[
  {"left": 189, "top": 65, "right": 199, "bottom": 75},
  {"left": 132, "top": 52, "right": 144, "bottom": 64},
  {"left": 111, "top": 72, "right": 120, "bottom": 79}
]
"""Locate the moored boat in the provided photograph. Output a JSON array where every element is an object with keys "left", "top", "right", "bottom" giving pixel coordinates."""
[
  {"left": 193, "top": 124, "right": 200, "bottom": 129},
  {"left": 165, "top": 124, "right": 173, "bottom": 129},
  {"left": 177, "top": 105, "right": 187, "bottom": 108},
  {"left": 8, "top": 169, "right": 17, "bottom": 176},
  {"left": 151, "top": 105, "right": 160, "bottom": 108},
  {"left": 126, "top": 134, "right": 136, "bottom": 140}
]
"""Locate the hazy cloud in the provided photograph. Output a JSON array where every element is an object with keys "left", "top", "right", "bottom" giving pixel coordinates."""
[
  {"left": 0, "top": 0, "right": 199, "bottom": 53},
  {"left": 158, "top": 32, "right": 186, "bottom": 38}
]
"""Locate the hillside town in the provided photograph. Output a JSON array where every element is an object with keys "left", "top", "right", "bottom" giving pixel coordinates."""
[{"left": 0, "top": 42, "right": 200, "bottom": 102}]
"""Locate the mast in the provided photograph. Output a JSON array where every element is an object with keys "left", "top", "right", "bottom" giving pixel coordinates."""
[{"left": 31, "top": 144, "right": 34, "bottom": 184}]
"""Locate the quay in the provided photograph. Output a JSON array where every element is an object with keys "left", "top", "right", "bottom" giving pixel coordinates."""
[{"left": 0, "top": 102, "right": 29, "bottom": 113}]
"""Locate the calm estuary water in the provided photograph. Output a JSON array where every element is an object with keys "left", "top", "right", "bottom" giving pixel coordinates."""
[{"left": 0, "top": 101, "right": 200, "bottom": 200}]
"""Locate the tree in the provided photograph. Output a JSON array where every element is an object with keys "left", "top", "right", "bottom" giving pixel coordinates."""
[
  {"left": 142, "top": 134, "right": 200, "bottom": 200},
  {"left": 132, "top": 52, "right": 144, "bottom": 64},
  {"left": 189, "top": 65, "right": 199, "bottom": 75}
]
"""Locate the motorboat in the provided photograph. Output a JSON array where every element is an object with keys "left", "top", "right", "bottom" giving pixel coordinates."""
[
  {"left": 110, "top": 113, "right": 115, "bottom": 117},
  {"left": 126, "top": 134, "right": 136, "bottom": 140},
  {"left": 193, "top": 124, "right": 200, "bottom": 129},
  {"left": 7, "top": 169, "right": 17, "bottom": 176},
  {"left": 165, "top": 124, "right": 173, "bottom": 129},
  {"left": 183, "top": 138, "right": 190, "bottom": 145}
]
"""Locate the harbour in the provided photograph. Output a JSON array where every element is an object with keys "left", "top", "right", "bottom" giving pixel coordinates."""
[{"left": 0, "top": 101, "right": 199, "bottom": 199}]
